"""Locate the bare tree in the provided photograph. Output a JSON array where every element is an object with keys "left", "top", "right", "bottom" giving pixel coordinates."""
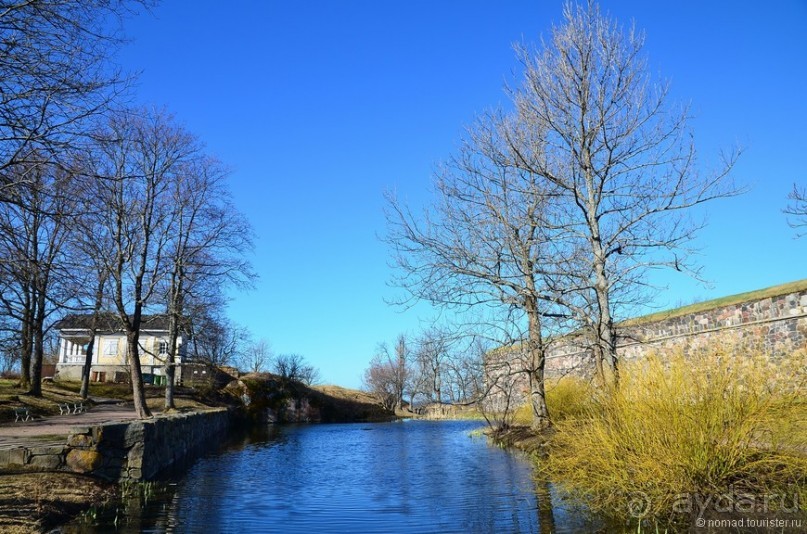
[
  {"left": 160, "top": 137, "right": 254, "bottom": 409},
  {"left": 505, "top": 1, "right": 740, "bottom": 382},
  {"left": 187, "top": 306, "right": 248, "bottom": 367},
  {"left": 0, "top": 159, "right": 76, "bottom": 395},
  {"left": 443, "top": 340, "right": 485, "bottom": 404},
  {"left": 271, "top": 353, "right": 320, "bottom": 386},
  {"left": 0, "top": 1, "right": 146, "bottom": 197},
  {"left": 242, "top": 338, "right": 272, "bottom": 374},
  {"left": 363, "top": 335, "right": 410, "bottom": 412},
  {"left": 84, "top": 109, "right": 195, "bottom": 418},
  {"left": 412, "top": 326, "right": 453, "bottom": 403},
  {"left": 785, "top": 184, "right": 807, "bottom": 237},
  {"left": 385, "top": 116, "right": 568, "bottom": 429}
]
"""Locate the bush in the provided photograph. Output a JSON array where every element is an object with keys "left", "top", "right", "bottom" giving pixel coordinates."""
[
  {"left": 543, "top": 343, "right": 807, "bottom": 524},
  {"left": 546, "top": 375, "right": 595, "bottom": 422},
  {"left": 510, "top": 375, "right": 595, "bottom": 426}
]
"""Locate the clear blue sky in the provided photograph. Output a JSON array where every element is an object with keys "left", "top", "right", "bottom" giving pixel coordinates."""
[{"left": 116, "top": 1, "right": 807, "bottom": 388}]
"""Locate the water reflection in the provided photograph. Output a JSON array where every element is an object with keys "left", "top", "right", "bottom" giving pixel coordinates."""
[{"left": 65, "top": 421, "right": 598, "bottom": 533}]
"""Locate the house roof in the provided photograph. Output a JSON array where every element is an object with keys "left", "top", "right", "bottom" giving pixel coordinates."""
[{"left": 54, "top": 313, "right": 174, "bottom": 333}]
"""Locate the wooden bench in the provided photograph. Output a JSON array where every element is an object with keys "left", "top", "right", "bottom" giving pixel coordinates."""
[{"left": 13, "top": 407, "right": 31, "bottom": 422}]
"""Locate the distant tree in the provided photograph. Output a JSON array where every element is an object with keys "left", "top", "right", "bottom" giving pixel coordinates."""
[
  {"left": 442, "top": 339, "right": 485, "bottom": 404},
  {"left": 412, "top": 327, "right": 453, "bottom": 403},
  {"left": 187, "top": 307, "right": 249, "bottom": 368},
  {"left": 242, "top": 338, "right": 273, "bottom": 374},
  {"left": 784, "top": 184, "right": 807, "bottom": 237},
  {"left": 271, "top": 353, "right": 320, "bottom": 386},
  {"left": 363, "top": 335, "right": 410, "bottom": 412}
]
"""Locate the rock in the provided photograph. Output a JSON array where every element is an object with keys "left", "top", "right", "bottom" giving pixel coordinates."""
[
  {"left": 67, "top": 433, "right": 94, "bottom": 448},
  {"left": 29, "top": 453, "right": 62, "bottom": 470},
  {"left": 65, "top": 449, "right": 103, "bottom": 473}
]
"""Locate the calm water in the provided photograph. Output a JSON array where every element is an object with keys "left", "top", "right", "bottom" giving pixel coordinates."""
[{"left": 65, "top": 420, "right": 599, "bottom": 533}]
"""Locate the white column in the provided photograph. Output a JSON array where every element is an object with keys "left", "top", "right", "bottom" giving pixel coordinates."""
[{"left": 60, "top": 338, "right": 66, "bottom": 363}]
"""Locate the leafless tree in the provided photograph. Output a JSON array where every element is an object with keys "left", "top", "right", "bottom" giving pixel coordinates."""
[
  {"left": 442, "top": 341, "right": 485, "bottom": 404},
  {"left": 271, "top": 353, "right": 320, "bottom": 386},
  {"left": 412, "top": 326, "right": 453, "bottom": 403},
  {"left": 0, "top": 1, "right": 147, "bottom": 198},
  {"left": 187, "top": 306, "right": 248, "bottom": 368},
  {"left": 385, "top": 113, "right": 569, "bottom": 429},
  {"left": 363, "top": 335, "right": 411, "bottom": 412},
  {"left": 0, "top": 159, "right": 76, "bottom": 395},
  {"left": 784, "top": 184, "right": 807, "bottom": 237},
  {"left": 504, "top": 1, "right": 740, "bottom": 382},
  {"left": 161, "top": 151, "right": 254, "bottom": 409},
  {"left": 241, "top": 338, "right": 273, "bottom": 374},
  {"left": 83, "top": 108, "right": 195, "bottom": 418}
]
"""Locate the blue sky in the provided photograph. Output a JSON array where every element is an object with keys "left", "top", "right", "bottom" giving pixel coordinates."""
[{"left": 116, "top": 1, "right": 807, "bottom": 388}]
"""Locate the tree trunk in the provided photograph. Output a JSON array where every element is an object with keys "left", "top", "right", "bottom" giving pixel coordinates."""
[
  {"left": 127, "top": 332, "right": 152, "bottom": 418},
  {"left": 19, "top": 291, "right": 32, "bottom": 390},
  {"left": 28, "top": 290, "right": 47, "bottom": 397},
  {"left": 80, "top": 281, "right": 105, "bottom": 400},
  {"left": 80, "top": 334, "right": 95, "bottom": 400},
  {"left": 526, "top": 299, "right": 550, "bottom": 430},
  {"left": 164, "top": 314, "right": 179, "bottom": 411},
  {"left": 593, "top": 264, "right": 618, "bottom": 385}
]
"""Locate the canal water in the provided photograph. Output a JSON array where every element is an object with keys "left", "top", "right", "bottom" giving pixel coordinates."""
[{"left": 64, "top": 420, "right": 600, "bottom": 533}]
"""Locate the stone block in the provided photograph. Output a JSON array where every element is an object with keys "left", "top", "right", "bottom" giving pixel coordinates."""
[
  {"left": 28, "top": 446, "right": 65, "bottom": 458},
  {"left": 65, "top": 449, "right": 104, "bottom": 473},
  {"left": 0, "top": 447, "right": 28, "bottom": 468},
  {"left": 127, "top": 442, "right": 144, "bottom": 469},
  {"left": 29, "top": 453, "right": 62, "bottom": 470},
  {"left": 67, "top": 433, "right": 95, "bottom": 448},
  {"left": 124, "top": 422, "right": 145, "bottom": 448}
]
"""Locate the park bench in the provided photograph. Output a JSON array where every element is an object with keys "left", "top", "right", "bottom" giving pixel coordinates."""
[
  {"left": 58, "top": 402, "right": 84, "bottom": 415},
  {"left": 13, "top": 407, "right": 31, "bottom": 422}
]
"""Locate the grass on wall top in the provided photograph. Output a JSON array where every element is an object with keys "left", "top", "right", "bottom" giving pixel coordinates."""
[{"left": 623, "top": 278, "right": 807, "bottom": 327}]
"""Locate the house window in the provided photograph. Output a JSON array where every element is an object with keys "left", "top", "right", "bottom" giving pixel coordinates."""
[
  {"left": 158, "top": 340, "right": 168, "bottom": 355},
  {"left": 103, "top": 339, "right": 118, "bottom": 356}
]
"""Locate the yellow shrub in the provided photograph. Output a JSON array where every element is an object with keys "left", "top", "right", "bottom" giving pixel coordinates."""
[
  {"left": 544, "top": 344, "right": 807, "bottom": 523},
  {"left": 510, "top": 376, "right": 595, "bottom": 426}
]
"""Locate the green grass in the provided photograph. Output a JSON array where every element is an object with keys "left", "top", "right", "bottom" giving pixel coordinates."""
[
  {"left": 541, "top": 344, "right": 807, "bottom": 523},
  {"left": 623, "top": 278, "right": 807, "bottom": 326}
]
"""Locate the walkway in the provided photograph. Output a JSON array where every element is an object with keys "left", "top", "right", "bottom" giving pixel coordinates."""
[{"left": 0, "top": 402, "right": 141, "bottom": 449}]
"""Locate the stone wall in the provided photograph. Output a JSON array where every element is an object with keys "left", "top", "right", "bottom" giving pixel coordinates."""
[
  {"left": 0, "top": 409, "right": 233, "bottom": 481},
  {"left": 484, "top": 286, "right": 807, "bottom": 408},
  {"left": 545, "top": 287, "right": 807, "bottom": 376}
]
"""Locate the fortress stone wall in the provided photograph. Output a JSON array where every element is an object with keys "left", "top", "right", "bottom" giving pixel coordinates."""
[{"left": 545, "top": 286, "right": 807, "bottom": 377}]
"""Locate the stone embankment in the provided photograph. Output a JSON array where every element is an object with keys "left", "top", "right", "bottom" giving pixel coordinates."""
[{"left": 0, "top": 408, "right": 232, "bottom": 481}]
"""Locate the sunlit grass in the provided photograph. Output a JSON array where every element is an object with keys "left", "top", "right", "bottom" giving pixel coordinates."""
[
  {"left": 542, "top": 344, "right": 807, "bottom": 522},
  {"left": 511, "top": 375, "right": 596, "bottom": 426}
]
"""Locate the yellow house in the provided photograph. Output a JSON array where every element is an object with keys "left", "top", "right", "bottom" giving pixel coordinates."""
[{"left": 54, "top": 313, "right": 186, "bottom": 385}]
